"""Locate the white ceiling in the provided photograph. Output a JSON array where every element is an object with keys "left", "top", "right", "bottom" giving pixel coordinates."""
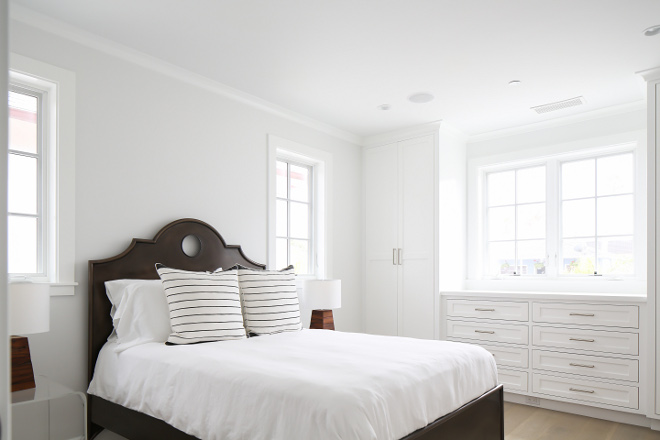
[{"left": 10, "top": 0, "right": 660, "bottom": 139}]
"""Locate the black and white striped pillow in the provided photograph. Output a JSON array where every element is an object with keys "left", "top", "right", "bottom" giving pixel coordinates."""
[
  {"left": 155, "top": 264, "right": 246, "bottom": 344},
  {"left": 235, "top": 265, "right": 302, "bottom": 335}
]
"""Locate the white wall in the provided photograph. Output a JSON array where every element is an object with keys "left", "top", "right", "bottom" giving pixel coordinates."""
[
  {"left": 9, "top": 18, "right": 363, "bottom": 394},
  {"left": 1, "top": 0, "right": 10, "bottom": 437}
]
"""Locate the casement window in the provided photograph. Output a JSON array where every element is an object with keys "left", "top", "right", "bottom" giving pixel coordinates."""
[
  {"left": 8, "top": 85, "right": 47, "bottom": 277},
  {"left": 268, "top": 135, "right": 331, "bottom": 279},
  {"left": 275, "top": 160, "right": 314, "bottom": 274},
  {"left": 481, "top": 146, "right": 639, "bottom": 280},
  {"left": 8, "top": 55, "right": 76, "bottom": 294}
]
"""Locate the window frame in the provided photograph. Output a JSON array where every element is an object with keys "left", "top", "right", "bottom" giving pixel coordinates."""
[
  {"left": 275, "top": 159, "right": 315, "bottom": 275},
  {"left": 268, "top": 135, "right": 332, "bottom": 280},
  {"left": 8, "top": 84, "right": 48, "bottom": 278},
  {"left": 468, "top": 138, "right": 646, "bottom": 294},
  {"left": 9, "top": 54, "right": 77, "bottom": 295}
]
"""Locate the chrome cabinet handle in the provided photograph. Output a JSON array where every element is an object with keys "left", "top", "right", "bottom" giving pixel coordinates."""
[
  {"left": 398, "top": 248, "right": 402, "bottom": 265},
  {"left": 393, "top": 249, "right": 397, "bottom": 265},
  {"left": 569, "top": 363, "right": 595, "bottom": 368},
  {"left": 569, "top": 388, "right": 595, "bottom": 394},
  {"left": 475, "top": 308, "right": 495, "bottom": 312},
  {"left": 569, "top": 338, "right": 595, "bottom": 343},
  {"left": 570, "top": 313, "right": 595, "bottom": 317},
  {"left": 474, "top": 330, "right": 495, "bottom": 334}
]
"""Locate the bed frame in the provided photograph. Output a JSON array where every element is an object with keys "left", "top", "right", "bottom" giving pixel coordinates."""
[{"left": 88, "top": 218, "right": 504, "bottom": 440}]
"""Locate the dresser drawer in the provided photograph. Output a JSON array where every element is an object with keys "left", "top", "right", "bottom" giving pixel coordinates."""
[
  {"left": 532, "top": 326, "right": 638, "bottom": 355},
  {"left": 446, "top": 299, "right": 529, "bottom": 321},
  {"left": 533, "top": 373, "right": 638, "bottom": 409},
  {"left": 447, "top": 338, "right": 529, "bottom": 369},
  {"left": 532, "top": 350, "right": 639, "bottom": 382},
  {"left": 498, "top": 368, "right": 528, "bottom": 393},
  {"left": 532, "top": 302, "right": 639, "bottom": 328},
  {"left": 446, "top": 320, "right": 529, "bottom": 345}
]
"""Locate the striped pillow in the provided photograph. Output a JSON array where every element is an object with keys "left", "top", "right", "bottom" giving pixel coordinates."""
[
  {"left": 155, "top": 264, "right": 246, "bottom": 344},
  {"left": 235, "top": 265, "right": 302, "bottom": 335}
]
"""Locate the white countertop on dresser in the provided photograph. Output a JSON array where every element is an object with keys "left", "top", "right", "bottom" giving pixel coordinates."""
[{"left": 441, "top": 290, "right": 647, "bottom": 303}]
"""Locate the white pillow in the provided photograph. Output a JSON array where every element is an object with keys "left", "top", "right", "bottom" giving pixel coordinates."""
[
  {"left": 113, "top": 281, "right": 172, "bottom": 352},
  {"left": 104, "top": 279, "right": 163, "bottom": 341},
  {"left": 156, "top": 264, "right": 246, "bottom": 344},
  {"left": 235, "top": 265, "right": 302, "bottom": 335}
]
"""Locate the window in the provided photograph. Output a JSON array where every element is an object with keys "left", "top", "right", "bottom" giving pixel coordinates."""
[
  {"left": 8, "top": 87, "right": 46, "bottom": 276},
  {"left": 560, "top": 153, "right": 634, "bottom": 276},
  {"left": 486, "top": 165, "right": 546, "bottom": 276},
  {"left": 8, "top": 54, "right": 77, "bottom": 294},
  {"left": 275, "top": 160, "right": 313, "bottom": 274},
  {"left": 481, "top": 146, "right": 639, "bottom": 280},
  {"left": 268, "top": 135, "right": 332, "bottom": 279}
]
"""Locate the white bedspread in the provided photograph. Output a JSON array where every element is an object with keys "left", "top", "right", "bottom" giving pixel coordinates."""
[{"left": 88, "top": 330, "right": 497, "bottom": 440}]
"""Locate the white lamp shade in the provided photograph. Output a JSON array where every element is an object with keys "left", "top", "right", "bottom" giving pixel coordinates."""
[
  {"left": 9, "top": 282, "right": 50, "bottom": 335},
  {"left": 302, "top": 279, "right": 341, "bottom": 310}
]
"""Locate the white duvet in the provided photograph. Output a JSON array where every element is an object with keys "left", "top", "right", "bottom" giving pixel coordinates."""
[{"left": 88, "top": 329, "right": 497, "bottom": 440}]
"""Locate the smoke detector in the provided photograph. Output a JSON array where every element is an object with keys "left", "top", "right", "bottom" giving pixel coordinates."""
[{"left": 531, "top": 96, "right": 586, "bottom": 114}]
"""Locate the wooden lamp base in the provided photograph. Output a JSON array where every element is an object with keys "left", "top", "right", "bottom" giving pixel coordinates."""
[
  {"left": 310, "top": 310, "right": 335, "bottom": 330},
  {"left": 11, "top": 336, "right": 36, "bottom": 392}
]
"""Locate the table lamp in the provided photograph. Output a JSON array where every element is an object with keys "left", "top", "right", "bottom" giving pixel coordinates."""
[
  {"left": 9, "top": 282, "right": 50, "bottom": 392},
  {"left": 302, "top": 280, "right": 341, "bottom": 330}
]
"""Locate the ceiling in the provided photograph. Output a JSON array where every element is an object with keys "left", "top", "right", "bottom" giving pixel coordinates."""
[{"left": 9, "top": 0, "right": 660, "bottom": 139}]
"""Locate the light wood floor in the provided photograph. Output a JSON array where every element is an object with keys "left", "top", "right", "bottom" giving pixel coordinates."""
[{"left": 505, "top": 402, "right": 660, "bottom": 440}]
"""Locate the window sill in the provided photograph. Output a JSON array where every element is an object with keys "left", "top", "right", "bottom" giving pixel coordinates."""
[
  {"left": 7, "top": 279, "right": 78, "bottom": 296},
  {"left": 465, "top": 277, "right": 646, "bottom": 296}
]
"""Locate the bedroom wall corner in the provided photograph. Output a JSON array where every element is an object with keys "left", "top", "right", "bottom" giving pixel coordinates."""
[{"left": 0, "top": 0, "right": 10, "bottom": 437}]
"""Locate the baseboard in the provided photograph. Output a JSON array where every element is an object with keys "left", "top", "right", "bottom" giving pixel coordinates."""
[{"left": 504, "top": 392, "right": 653, "bottom": 429}]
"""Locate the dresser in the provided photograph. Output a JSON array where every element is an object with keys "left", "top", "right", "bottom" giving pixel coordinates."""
[{"left": 442, "top": 292, "right": 646, "bottom": 415}]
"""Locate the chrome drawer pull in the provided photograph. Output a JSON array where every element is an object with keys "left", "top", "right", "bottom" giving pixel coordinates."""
[
  {"left": 569, "top": 338, "right": 595, "bottom": 343},
  {"left": 475, "top": 308, "right": 495, "bottom": 312},
  {"left": 569, "top": 363, "right": 595, "bottom": 368},
  {"left": 569, "top": 313, "right": 595, "bottom": 317},
  {"left": 569, "top": 387, "right": 595, "bottom": 394},
  {"left": 474, "top": 330, "right": 495, "bottom": 334}
]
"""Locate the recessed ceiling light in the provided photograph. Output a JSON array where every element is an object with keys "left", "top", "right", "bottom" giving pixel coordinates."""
[
  {"left": 378, "top": 104, "right": 391, "bottom": 111},
  {"left": 508, "top": 80, "right": 522, "bottom": 86},
  {"left": 408, "top": 93, "right": 434, "bottom": 104},
  {"left": 644, "top": 25, "right": 660, "bottom": 36}
]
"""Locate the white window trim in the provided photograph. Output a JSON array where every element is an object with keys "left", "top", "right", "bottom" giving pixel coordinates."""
[
  {"left": 267, "top": 135, "right": 332, "bottom": 280},
  {"left": 467, "top": 130, "right": 647, "bottom": 295},
  {"left": 9, "top": 54, "right": 77, "bottom": 296}
]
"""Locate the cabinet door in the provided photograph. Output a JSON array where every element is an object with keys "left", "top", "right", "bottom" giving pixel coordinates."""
[
  {"left": 400, "top": 135, "right": 435, "bottom": 339},
  {"left": 365, "top": 143, "right": 399, "bottom": 336}
]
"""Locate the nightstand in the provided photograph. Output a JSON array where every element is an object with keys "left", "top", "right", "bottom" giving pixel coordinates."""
[{"left": 12, "top": 375, "right": 87, "bottom": 440}]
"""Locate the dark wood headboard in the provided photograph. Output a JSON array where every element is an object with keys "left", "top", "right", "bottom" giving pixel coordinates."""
[{"left": 87, "top": 218, "right": 266, "bottom": 384}]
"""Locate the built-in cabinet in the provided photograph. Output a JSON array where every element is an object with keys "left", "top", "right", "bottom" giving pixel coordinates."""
[
  {"left": 443, "top": 293, "right": 646, "bottom": 414},
  {"left": 364, "top": 134, "right": 436, "bottom": 339}
]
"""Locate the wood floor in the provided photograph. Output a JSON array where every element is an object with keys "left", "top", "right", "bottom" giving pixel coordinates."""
[{"left": 505, "top": 402, "right": 660, "bottom": 440}]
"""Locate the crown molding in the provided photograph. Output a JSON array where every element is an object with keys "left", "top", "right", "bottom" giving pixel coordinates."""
[
  {"left": 468, "top": 100, "right": 646, "bottom": 144},
  {"left": 10, "top": 5, "right": 362, "bottom": 146},
  {"left": 637, "top": 66, "right": 660, "bottom": 82},
  {"left": 362, "top": 120, "right": 446, "bottom": 148}
]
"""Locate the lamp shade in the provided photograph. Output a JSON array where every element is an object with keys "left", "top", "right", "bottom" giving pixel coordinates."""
[
  {"left": 9, "top": 282, "right": 50, "bottom": 335},
  {"left": 302, "top": 279, "right": 341, "bottom": 310}
]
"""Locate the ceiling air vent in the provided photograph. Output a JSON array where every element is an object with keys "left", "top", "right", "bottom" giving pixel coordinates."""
[{"left": 531, "top": 96, "right": 585, "bottom": 114}]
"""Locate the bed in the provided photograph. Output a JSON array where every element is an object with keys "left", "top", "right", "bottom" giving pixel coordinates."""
[{"left": 87, "top": 218, "right": 504, "bottom": 440}]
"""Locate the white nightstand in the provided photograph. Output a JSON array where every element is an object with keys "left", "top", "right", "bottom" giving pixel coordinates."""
[{"left": 12, "top": 375, "right": 87, "bottom": 440}]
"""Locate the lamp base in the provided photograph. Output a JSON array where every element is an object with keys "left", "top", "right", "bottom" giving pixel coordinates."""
[
  {"left": 310, "top": 310, "right": 335, "bottom": 330},
  {"left": 11, "top": 336, "right": 36, "bottom": 392}
]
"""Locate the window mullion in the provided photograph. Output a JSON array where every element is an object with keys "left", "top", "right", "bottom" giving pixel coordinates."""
[{"left": 547, "top": 159, "right": 559, "bottom": 277}]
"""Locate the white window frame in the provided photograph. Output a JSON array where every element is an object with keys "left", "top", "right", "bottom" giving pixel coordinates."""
[
  {"left": 467, "top": 132, "right": 646, "bottom": 294},
  {"left": 8, "top": 84, "right": 47, "bottom": 278},
  {"left": 9, "top": 54, "right": 77, "bottom": 295},
  {"left": 268, "top": 135, "right": 332, "bottom": 280}
]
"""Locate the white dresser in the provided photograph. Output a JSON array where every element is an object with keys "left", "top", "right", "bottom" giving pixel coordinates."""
[{"left": 442, "top": 292, "right": 647, "bottom": 416}]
